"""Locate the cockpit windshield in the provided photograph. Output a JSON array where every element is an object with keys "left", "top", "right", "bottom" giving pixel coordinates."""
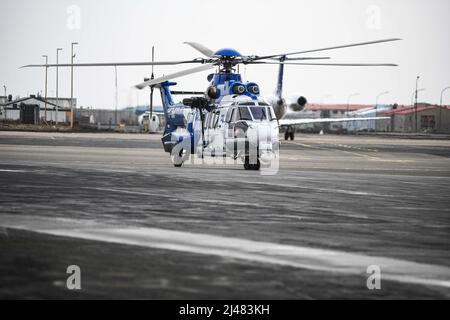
[
  {"left": 238, "top": 107, "right": 253, "bottom": 121},
  {"left": 234, "top": 105, "right": 277, "bottom": 122},
  {"left": 250, "top": 107, "right": 267, "bottom": 121}
]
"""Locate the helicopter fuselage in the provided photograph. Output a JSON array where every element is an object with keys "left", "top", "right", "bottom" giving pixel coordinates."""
[{"left": 158, "top": 76, "right": 280, "bottom": 170}]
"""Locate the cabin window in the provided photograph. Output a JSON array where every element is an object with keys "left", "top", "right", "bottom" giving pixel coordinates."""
[
  {"left": 209, "top": 113, "right": 216, "bottom": 129},
  {"left": 229, "top": 108, "right": 236, "bottom": 123},
  {"left": 214, "top": 111, "right": 220, "bottom": 128},
  {"left": 225, "top": 108, "right": 233, "bottom": 123},
  {"left": 205, "top": 113, "right": 212, "bottom": 128},
  {"left": 268, "top": 107, "right": 277, "bottom": 121}
]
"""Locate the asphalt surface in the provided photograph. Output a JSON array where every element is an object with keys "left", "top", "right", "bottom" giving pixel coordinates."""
[{"left": 0, "top": 131, "right": 449, "bottom": 299}]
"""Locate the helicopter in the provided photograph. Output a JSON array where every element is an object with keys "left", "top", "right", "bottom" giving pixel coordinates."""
[{"left": 22, "top": 39, "right": 400, "bottom": 171}]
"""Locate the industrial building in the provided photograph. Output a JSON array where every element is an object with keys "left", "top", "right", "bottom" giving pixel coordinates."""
[
  {"left": 300, "top": 103, "right": 450, "bottom": 134},
  {"left": 75, "top": 108, "right": 140, "bottom": 130},
  {"left": 0, "top": 95, "right": 74, "bottom": 124},
  {"left": 378, "top": 104, "right": 450, "bottom": 133},
  {"left": 301, "top": 104, "right": 388, "bottom": 133}
]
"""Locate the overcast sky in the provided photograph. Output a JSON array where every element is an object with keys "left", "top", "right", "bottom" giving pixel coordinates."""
[{"left": 1, "top": 0, "right": 449, "bottom": 109}]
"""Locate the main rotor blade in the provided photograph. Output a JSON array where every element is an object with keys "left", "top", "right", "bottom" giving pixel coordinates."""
[
  {"left": 266, "top": 57, "right": 331, "bottom": 61},
  {"left": 20, "top": 60, "right": 204, "bottom": 68},
  {"left": 284, "top": 57, "right": 331, "bottom": 61},
  {"left": 252, "top": 38, "right": 402, "bottom": 61},
  {"left": 184, "top": 42, "right": 215, "bottom": 58},
  {"left": 135, "top": 63, "right": 216, "bottom": 89},
  {"left": 248, "top": 62, "right": 398, "bottom": 67}
]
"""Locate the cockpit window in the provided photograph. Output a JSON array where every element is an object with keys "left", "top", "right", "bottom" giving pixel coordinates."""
[
  {"left": 250, "top": 107, "right": 267, "bottom": 121},
  {"left": 213, "top": 111, "right": 220, "bottom": 128},
  {"left": 238, "top": 102, "right": 255, "bottom": 106},
  {"left": 269, "top": 107, "right": 277, "bottom": 121},
  {"left": 258, "top": 102, "right": 270, "bottom": 106},
  {"left": 238, "top": 107, "right": 253, "bottom": 121}
]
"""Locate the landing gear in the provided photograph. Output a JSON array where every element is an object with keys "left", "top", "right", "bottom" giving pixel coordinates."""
[
  {"left": 284, "top": 131, "right": 295, "bottom": 141},
  {"left": 244, "top": 157, "right": 261, "bottom": 171},
  {"left": 284, "top": 126, "right": 295, "bottom": 141}
]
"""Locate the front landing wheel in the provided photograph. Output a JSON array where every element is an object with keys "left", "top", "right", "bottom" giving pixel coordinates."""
[{"left": 244, "top": 157, "right": 261, "bottom": 171}]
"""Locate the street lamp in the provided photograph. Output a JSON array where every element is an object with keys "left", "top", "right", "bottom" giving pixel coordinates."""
[
  {"left": 114, "top": 66, "right": 118, "bottom": 126},
  {"left": 440, "top": 86, "right": 450, "bottom": 132},
  {"left": 376, "top": 91, "right": 390, "bottom": 109},
  {"left": 1, "top": 85, "right": 5, "bottom": 121},
  {"left": 56, "top": 48, "right": 63, "bottom": 125},
  {"left": 42, "top": 55, "right": 48, "bottom": 124},
  {"left": 411, "top": 88, "right": 425, "bottom": 106},
  {"left": 414, "top": 76, "right": 420, "bottom": 132},
  {"left": 374, "top": 91, "right": 389, "bottom": 132},
  {"left": 347, "top": 92, "right": 360, "bottom": 116},
  {"left": 70, "top": 42, "right": 78, "bottom": 128}
]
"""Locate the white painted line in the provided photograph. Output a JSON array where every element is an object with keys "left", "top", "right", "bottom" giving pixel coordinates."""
[
  {"left": 0, "top": 169, "right": 27, "bottom": 173},
  {"left": 1, "top": 214, "right": 449, "bottom": 289}
]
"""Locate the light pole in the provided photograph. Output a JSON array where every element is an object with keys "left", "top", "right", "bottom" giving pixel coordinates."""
[
  {"left": 440, "top": 87, "right": 450, "bottom": 133},
  {"left": 56, "top": 48, "right": 63, "bottom": 125},
  {"left": 70, "top": 42, "right": 78, "bottom": 128},
  {"left": 42, "top": 55, "right": 48, "bottom": 123},
  {"left": 2, "top": 85, "right": 5, "bottom": 120},
  {"left": 114, "top": 66, "right": 118, "bottom": 126},
  {"left": 414, "top": 76, "right": 420, "bottom": 133},
  {"left": 375, "top": 91, "right": 389, "bottom": 131},
  {"left": 347, "top": 93, "right": 360, "bottom": 116},
  {"left": 376, "top": 91, "right": 390, "bottom": 109},
  {"left": 411, "top": 89, "right": 425, "bottom": 106}
]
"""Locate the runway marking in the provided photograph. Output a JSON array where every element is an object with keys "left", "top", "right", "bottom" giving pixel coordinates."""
[
  {"left": 1, "top": 214, "right": 449, "bottom": 290},
  {"left": 0, "top": 169, "right": 27, "bottom": 173},
  {"left": 83, "top": 187, "right": 268, "bottom": 208},
  {"left": 249, "top": 181, "right": 395, "bottom": 198},
  {"left": 286, "top": 140, "right": 382, "bottom": 160}
]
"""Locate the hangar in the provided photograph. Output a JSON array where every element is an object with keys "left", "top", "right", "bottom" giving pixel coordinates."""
[
  {"left": 378, "top": 104, "right": 450, "bottom": 133},
  {"left": 0, "top": 95, "right": 72, "bottom": 124}
]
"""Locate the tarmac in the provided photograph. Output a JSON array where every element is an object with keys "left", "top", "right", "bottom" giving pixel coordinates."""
[{"left": 0, "top": 131, "right": 449, "bottom": 299}]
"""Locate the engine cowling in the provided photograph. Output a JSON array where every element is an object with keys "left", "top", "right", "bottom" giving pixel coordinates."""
[{"left": 290, "top": 96, "right": 308, "bottom": 112}]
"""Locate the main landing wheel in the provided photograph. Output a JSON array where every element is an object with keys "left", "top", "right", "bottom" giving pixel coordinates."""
[
  {"left": 244, "top": 157, "right": 261, "bottom": 171},
  {"left": 284, "top": 132, "right": 295, "bottom": 141}
]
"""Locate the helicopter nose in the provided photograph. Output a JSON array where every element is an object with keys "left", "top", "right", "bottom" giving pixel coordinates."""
[{"left": 247, "top": 124, "right": 272, "bottom": 146}]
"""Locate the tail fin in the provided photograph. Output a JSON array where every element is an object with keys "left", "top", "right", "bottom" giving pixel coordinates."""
[
  {"left": 276, "top": 55, "right": 287, "bottom": 101},
  {"left": 157, "top": 81, "right": 175, "bottom": 112}
]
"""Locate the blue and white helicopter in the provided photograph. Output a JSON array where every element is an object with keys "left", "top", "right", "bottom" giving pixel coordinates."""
[{"left": 23, "top": 39, "right": 400, "bottom": 170}]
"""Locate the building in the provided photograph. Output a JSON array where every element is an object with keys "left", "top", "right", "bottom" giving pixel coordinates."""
[
  {"left": 301, "top": 104, "right": 385, "bottom": 132},
  {"left": 288, "top": 103, "right": 450, "bottom": 134},
  {"left": 379, "top": 104, "right": 450, "bottom": 133},
  {"left": 0, "top": 95, "right": 72, "bottom": 124}
]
